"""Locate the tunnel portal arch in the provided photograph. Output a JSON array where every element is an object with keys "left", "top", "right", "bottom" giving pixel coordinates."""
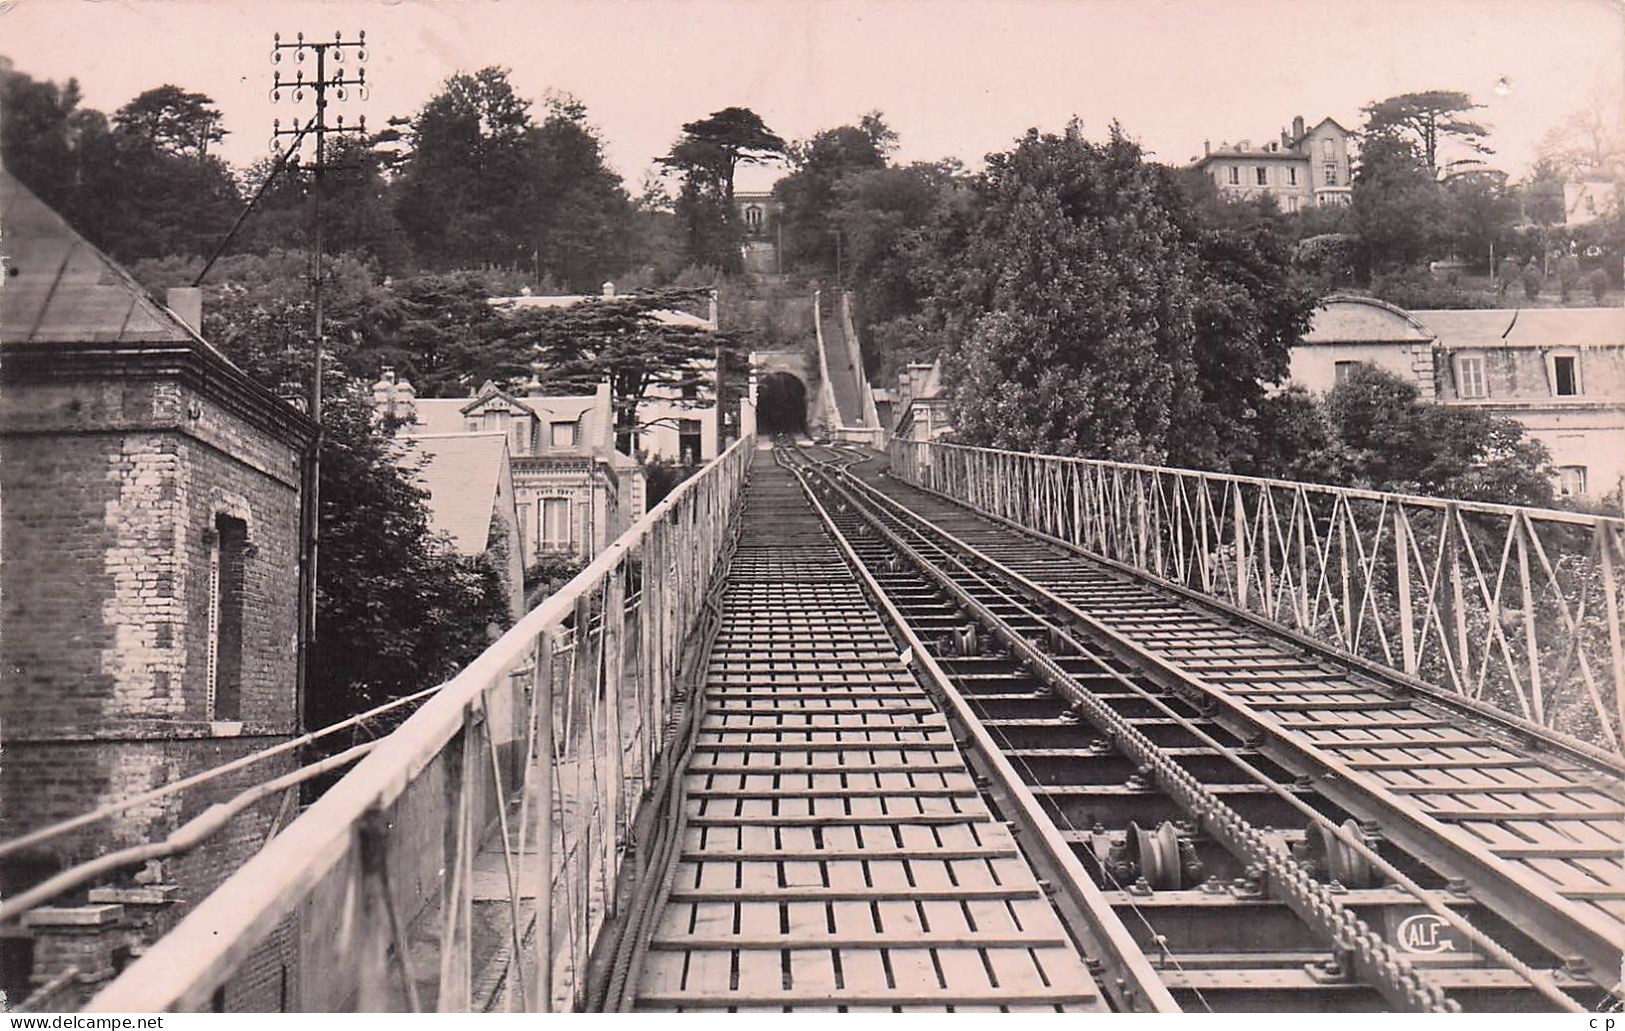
[{"left": 756, "top": 372, "right": 808, "bottom": 435}]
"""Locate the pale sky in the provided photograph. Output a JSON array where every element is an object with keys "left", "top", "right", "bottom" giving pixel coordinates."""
[{"left": 3, "top": 0, "right": 1622, "bottom": 193}]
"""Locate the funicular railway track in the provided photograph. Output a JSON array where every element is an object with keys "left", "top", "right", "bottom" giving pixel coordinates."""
[
  {"left": 629, "top": 448, "right": 1108, "bottom": 1012},
  {"left": 776, "top": 443, "right": 1624, "bottom": 1013}
]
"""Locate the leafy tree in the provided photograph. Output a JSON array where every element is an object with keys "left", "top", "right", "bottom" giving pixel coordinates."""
[
  {"left": 521, "top": 290, "right": 743, "bottom": 450},
  {"left": 1351, "top": 132, "right": 1449, "bottom": 275},
  {"left": 832, "top": 160, "right": 976, "bottom": 376},
  {"left": 239, "top": 133, "right": 414, "bottom": 272},
  {"left": 0, "top": 58, "right": 90, "bottom": 212},
  {"left": 1313, "top": 364, "right": 1553, "bottom": 505},
  {"left": 526, "top": 94, "right": 635, "bottom": 290},
  {"left": 1519, "top": 156, "right": 1569, "bottom": 226},
  {"left": 196, "top": 276, "right": 513, "bottom": 732},
  {"left": 774, "top": 114, "right": 893, "bottom": 270},
  {"left": 1444, "top": 169, "right": 1519, "bottom": 273},
  {"left": 112, "top": 84, "right": 226, "bottom": 158},
  {"left": 660, "top": 106, "right": 785, "bottom": 270},
  {"left": 924, "top": 122, "right": 1310, "bottom": 469},
  {"left": 1496, "top": 254, "right": 1522, "bottom": 298},
  {"left": 1361, "top": 90, "right": 1491, "bottom": 178},
  {"left": 393, "top": 67, "right": 539, "bottom": 270}
]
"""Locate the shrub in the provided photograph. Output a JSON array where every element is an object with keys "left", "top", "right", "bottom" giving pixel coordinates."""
[
  {"left": 1521, "top": 259, "right": 1543, "bottom": 300},
  {"left": 1587, "top": 267, "right": 1610, "bottom": 304}
]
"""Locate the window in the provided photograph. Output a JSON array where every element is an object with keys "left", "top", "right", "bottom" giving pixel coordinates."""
[
  {"left": 540, "top": 498, "right": 571, "bottom": 550},
  {"left": 681, "top": 378, "right": 699, "bottom": 401},
  {"left": 1288, "top": 166, "right": 1298, "bottom": 186},
  {"left": 1553, "top": 355, "right": 1579, "bottom": 396},
  {"left": 550, "top": 420, "right": 577, "bottom": 447},
  {"left": 1322, "top": 138, "right": 1334, "bottom": 159},
  {"left": 207, "top": 515, "right": 248, "bottom": 721},
  {"left": 1558, "top": 466, "right": 1588, "bottom": 497},
  {"left": 510, "top": 417, "right": 530, "bottom": 456},
  {"left": 482, "top": 409, "right": 509, "bottom": 432},
  {"left": 744, "top": 205, "right": 763, "bottom": 232},
  {"left": 1228, "top": 166, "right": 1240, "bottom": 185},
  {"left": 1255, "top": 167, "right": 1268, "bottom": 186},
  {"left": 1334, "top": 360, "right": 1360, "bottom": 385},
  {"left": 678, "top": 418, "right": 703, "bottom": 465},
  {"left": 1323, "top": 163, "right": 1337, "bottom": 185},
  {"left": 1455, "top": 354, "right": 1487, "bottom": 398},
  {"left": 1286, "top": 196, "right": 1300, "bottom": 213},
  {"left": 516, "top": 502, "right": 533, "bottom": 558}
]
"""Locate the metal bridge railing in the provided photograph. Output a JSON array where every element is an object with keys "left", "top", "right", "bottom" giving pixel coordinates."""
[
  {"left": 88, "top": 437, "right": 754, "bottom": 1013},
  {"left": 890, "top": 438, "right": 1625, "bottom": 757}
]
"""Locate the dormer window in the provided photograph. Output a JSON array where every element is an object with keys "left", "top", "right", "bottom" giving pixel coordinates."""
[
  {"left": 551, "top": 420, "right": 577, "bottom": 448},
  {"left": 1455, "top": 354, "right": 1487, "bottom": 398}
]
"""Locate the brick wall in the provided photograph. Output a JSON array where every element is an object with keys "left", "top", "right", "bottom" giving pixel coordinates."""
[{"left": 0, "top": 360, "right": 308, "bottom": 1006}]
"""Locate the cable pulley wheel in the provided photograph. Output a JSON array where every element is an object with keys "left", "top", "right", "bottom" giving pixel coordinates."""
[{"left": 1131, "top": 820, "right": 1184, "bottom": 890}]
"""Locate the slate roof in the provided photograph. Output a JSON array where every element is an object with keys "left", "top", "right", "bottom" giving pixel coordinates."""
[
  {"left": 1413, "top": 308, "right": 1625, "bottom": 350},
  {"left": 1303, "top": 296, "right": 1434, "bottom": 343},
  {"left": 0, "top": 165, "right": 199, "bottom": 346},
  {"left": 399, "top": 432, "right": 509, "bottom": 555}
]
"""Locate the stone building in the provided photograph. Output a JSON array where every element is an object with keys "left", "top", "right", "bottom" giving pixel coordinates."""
[
  {"left": 893, "top": 360, "right": 952, "bottom": 444},
  {"left": 0, "top": 167, "right": 315, "bottom": 1008},
  {"left": 375, "top": 372, "right": 644, "bottom": 567},
  {"left": 1293, "top": 296, "right": 1625, "bottom": 500},
  {"left": 1191, "top": 114, "right": 1354, "bottom": 211},
  {"left": 733, "top": 190, "right": 781, "bottom": 274}
]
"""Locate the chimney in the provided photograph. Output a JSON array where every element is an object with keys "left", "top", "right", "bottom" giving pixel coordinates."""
[
  {"left": 1292, "top": 115, "right": 1306, "bottom": 140},
  {"left": 370, "top": 368, "right": 415, "bottom": 425},
  {"left": 1203, "top": 139, "right": 1211, "bottom": 156},
  {"left": 166, "top": 287, "right": 202, "bottom": 334}
]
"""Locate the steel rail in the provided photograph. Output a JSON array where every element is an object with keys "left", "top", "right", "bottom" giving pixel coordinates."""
[
  {"left": 835, "top": 456, "right": 1623, "bottom": 1001},
  {"left": 893, "top": 469, "right": 1625, "bottom": 777},
  {"left": 779, "top": 447, "right": 1180, "bottom": 1013},
  {"left": 822, "top": 457, "right": 1590, "bottom": 1011},
  {"left": 795, "top": 457, "right": 1452, "bottom": 1008}
]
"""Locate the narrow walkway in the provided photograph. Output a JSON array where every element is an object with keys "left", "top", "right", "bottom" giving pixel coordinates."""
[
  {"left": 819, "top": 305, "right": 865, "bottom": 427},
  {"left": 632, "top": 454, "right": 1102, "bottom": 1012}
]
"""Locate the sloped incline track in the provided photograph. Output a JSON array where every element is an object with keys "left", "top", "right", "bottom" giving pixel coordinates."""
[
  {"left": 795, "top": 445, "right": 1622, "bottom": 1011},
  {"left": 628, "top": 450, "right": 1105, "bottom": 1012}
]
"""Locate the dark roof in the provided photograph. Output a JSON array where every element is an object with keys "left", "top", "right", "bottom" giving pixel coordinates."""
[{"left": 0, "top": 166, "right": 200, "bottom": 345}]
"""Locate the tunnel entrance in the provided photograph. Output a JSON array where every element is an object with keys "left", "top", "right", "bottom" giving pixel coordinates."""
[{"left": 756, "top": 372, "right": 808, "bottom": 435}]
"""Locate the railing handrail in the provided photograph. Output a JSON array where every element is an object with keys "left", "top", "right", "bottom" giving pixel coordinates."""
[
  {"left": 907, "top": 439, "right": 1624, "bottom": 529},
  {"left": 87, "top": 436, "right": 755, "bottom": 1013}
]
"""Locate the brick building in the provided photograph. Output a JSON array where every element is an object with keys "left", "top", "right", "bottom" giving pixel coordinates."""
[{"left": 0, "top": 167, "right": 315, "bottom": 1008}]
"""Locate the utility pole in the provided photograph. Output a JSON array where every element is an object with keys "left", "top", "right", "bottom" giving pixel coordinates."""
[{"left": 271, "top": 30, "right": 368, "bottom": 731}]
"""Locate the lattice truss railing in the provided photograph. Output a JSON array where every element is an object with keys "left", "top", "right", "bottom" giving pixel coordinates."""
[
  {"left": 891, "top": 439, "right": 1625, "bottom": 756},
  {"left": 87, "top": 439, "right": 754, "bottom": 1013}
]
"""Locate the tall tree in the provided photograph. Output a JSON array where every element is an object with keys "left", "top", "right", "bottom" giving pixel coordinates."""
[
  {"left": 924, "top": 122, "right": 1310, "bottom": 469},
  {"left": 522, "top": 290, "right": 743, "bottom": 450},
  {"left": 660, "top": 106, "right": 785, "bottom": 271},
  {"left": 112, "top": 84, "right": 226, "bottom": 158},
  {"left": 774, "top": 115, "right": 893, "bottom": 270},
  {"left": 526, "top": 93, "right": 635, "bottom": 290},
  {"left": 1444, "top": 168, "right": 1520, "bottom": 273},
  {"left": 1361, "top": 90, "right": 1491, "bottom": 179},
  {"left": 393, "top": 67, "right": 539, "bottom": 269},
  {"left": 1350, "top": 132, "right": 1450, "bottom": 275}
]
